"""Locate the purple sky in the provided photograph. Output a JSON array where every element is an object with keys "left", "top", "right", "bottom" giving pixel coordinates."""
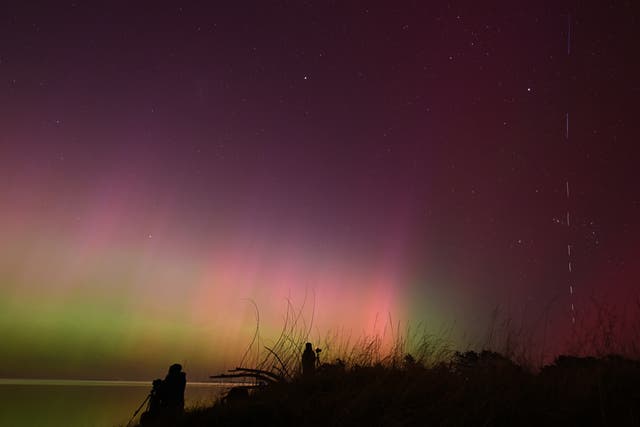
[{"left": 0, "top": 2, "right": 638, "bottom": 378}]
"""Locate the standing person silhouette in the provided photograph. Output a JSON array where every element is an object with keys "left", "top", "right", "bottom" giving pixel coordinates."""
[
  {"left": 162, "top": 363, "right": 186, "bottom": 418},
  {"left": 302, "top": 342, "right": 316, "bottom": 378}
]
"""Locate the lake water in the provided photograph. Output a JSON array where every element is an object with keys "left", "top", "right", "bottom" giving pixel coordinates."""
[{"left": 0, "top": 379, "right": 230, "bottom": 427}]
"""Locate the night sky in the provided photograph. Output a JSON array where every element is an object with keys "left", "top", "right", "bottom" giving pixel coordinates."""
[{"left": 1, "top": 2, "right": 638, "bottom": 380}]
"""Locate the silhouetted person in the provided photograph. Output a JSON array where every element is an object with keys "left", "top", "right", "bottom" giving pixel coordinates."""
[
  {"left": 148, "top": 378, "right": 164, "bottom": 413},
  {"left": 162, "top": 363, "right": 186, "bottom": 412},
  {"left": 139, "top": 379, "right": 163, "bottom": 426},
  {"left": 137, "top": 365, "right": 186, "bottom": 426},
  {"left": 302, "top": 342, "right": 316, "bottom": 377}
]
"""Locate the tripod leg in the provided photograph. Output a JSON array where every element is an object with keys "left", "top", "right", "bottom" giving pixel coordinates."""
[{"left": 126, "top": 394, "right": 150, "bottom": 427}]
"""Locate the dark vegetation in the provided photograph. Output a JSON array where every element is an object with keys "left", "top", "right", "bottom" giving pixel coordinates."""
[
  {"left": 135, "top": 352, "right": 640, "bottom": 427},
  {"left": 134, "top": 300, "right": 640, "bottom": 426}
]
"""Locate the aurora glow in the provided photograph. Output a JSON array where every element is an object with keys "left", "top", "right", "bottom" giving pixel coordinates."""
[{"left": 1, "top": 3, "right": 638, "bottom": 380}]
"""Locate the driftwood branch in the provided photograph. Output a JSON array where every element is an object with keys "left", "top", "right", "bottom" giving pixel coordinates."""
[
  {"left": 209, "top": 373, "right": 276, "bottom": 384},
  {"left": 231, "top": 367, "right": 285, "bottom": 382},
  {"left": 209, "top": 366, "right": 285, "bottom": 384}
]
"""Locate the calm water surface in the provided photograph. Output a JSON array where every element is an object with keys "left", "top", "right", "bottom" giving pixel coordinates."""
[{"left": 0, "top": 379, "right": 229, "bottom": 427}]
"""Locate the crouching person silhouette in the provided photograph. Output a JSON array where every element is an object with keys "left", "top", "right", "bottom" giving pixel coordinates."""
[{"left": 138, "top": 379, "right": 163, "bottom": 426}]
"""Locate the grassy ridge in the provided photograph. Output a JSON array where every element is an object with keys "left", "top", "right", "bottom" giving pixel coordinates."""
[
  {"left": 133, "top": 300, "right": 640, "bottom": 426},
  {"left": 142, "top": 352, "right": 640, "bottom": 426}
]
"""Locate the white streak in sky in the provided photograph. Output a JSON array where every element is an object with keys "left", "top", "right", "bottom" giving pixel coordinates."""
[{"left": 567, "top": 14, "right": 571, "bottom": 55}]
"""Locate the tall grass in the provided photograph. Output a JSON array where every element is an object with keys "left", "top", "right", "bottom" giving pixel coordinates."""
[
  {"left": 230, "top": 296, "right": 459, "bottom": 381},
  {"left": 567, "top": 296, "right": 640, "bottom": 359},
  {"left": 136, "top": 296, "right": 640, "bottom": 426},
  {"left": 227, "top": 292, "right": 640, "bottom": 379}
]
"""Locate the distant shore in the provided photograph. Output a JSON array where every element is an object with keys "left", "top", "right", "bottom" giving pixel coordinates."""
[{"left": 0, "top": 378, "right": 226, "bottom": 387}]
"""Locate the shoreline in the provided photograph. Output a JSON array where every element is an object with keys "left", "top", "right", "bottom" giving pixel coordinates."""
[{"left": 0, "top": 378, "right": 241, "bottom": 387}]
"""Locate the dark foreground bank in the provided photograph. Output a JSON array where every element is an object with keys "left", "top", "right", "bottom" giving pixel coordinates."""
[{"left": 134, "top": 352, "right": 640, "bottom": 427}]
